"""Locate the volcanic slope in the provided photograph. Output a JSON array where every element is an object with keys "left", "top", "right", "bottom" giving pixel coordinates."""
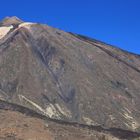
[{"left": 0, "top": 17, "right": 140, "bottom": 139}]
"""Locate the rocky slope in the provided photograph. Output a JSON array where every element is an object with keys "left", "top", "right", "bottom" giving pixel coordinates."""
[
  {"left": 0, "top": 109, "right": 118, "bottom": 140},
  {"left": 0, "top": 16, "right": 140, "bottom": 139},
  {"left": 0, "top": 100, "right": 140, "bottom": 140}
]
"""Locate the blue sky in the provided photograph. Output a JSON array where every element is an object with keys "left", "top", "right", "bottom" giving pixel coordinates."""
[{"left": 0, "top": 0, "right": 140, "bottom": 54}]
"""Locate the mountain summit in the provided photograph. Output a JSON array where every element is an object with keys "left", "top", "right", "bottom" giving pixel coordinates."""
[
  {"left": 0, "top": 17, "right": 140, "bottom": 140},
  {"left": 0, "top": 16, "right": 23, "bottom": 26}
]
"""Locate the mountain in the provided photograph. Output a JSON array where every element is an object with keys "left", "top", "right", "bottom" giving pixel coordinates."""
[{"left": 0, "top": 16, "right": 140, "bottom": 140}]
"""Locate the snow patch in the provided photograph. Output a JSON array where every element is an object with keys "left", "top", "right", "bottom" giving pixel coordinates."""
[
  {"left": 19, "top": 95, "right": 46, "bottom": 114},
  {"left": 45, "top": 104, "right": 60, "bottom": 118},
  {"left": 0, "top": 22, "right": 34, "bottom": 40},
  {"left": 0, "top": 25, "right": 13, "bottom": 39},
  {"left": 121, "top": 108, "right": 139, "bottom": 130},
  {"left": 19, "top": 22, "right": 34, "bottom": 29},
  {"left": 18, "top": 95, "right": 64, "bottom": 119},
  {"left": 19, "top": 95, "right": 60, "bottom": 118}
]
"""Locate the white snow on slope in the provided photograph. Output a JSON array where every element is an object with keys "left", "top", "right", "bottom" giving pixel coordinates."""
[
  {"left": 0, "top": 25, "right": 13, "bottom": 39},
  {"left": 0, "top": 22, "right": 34, "bottom": 40},
  {"left": 19, "top": 22, "right": 34, "bottom": 29}
]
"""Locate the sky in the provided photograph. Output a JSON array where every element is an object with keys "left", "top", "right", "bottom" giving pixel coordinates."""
[{"left": 0, "top": 0, "right": 140, "bottom": 54}]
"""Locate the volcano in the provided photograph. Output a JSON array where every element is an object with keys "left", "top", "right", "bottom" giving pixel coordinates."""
[{"left": 0, "top": 16, "right": 140, "bottom": 140}]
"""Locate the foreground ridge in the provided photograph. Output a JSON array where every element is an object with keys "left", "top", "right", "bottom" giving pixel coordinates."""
[{"left": 0, "top": 99, "right": 140, "bottom": 139}]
